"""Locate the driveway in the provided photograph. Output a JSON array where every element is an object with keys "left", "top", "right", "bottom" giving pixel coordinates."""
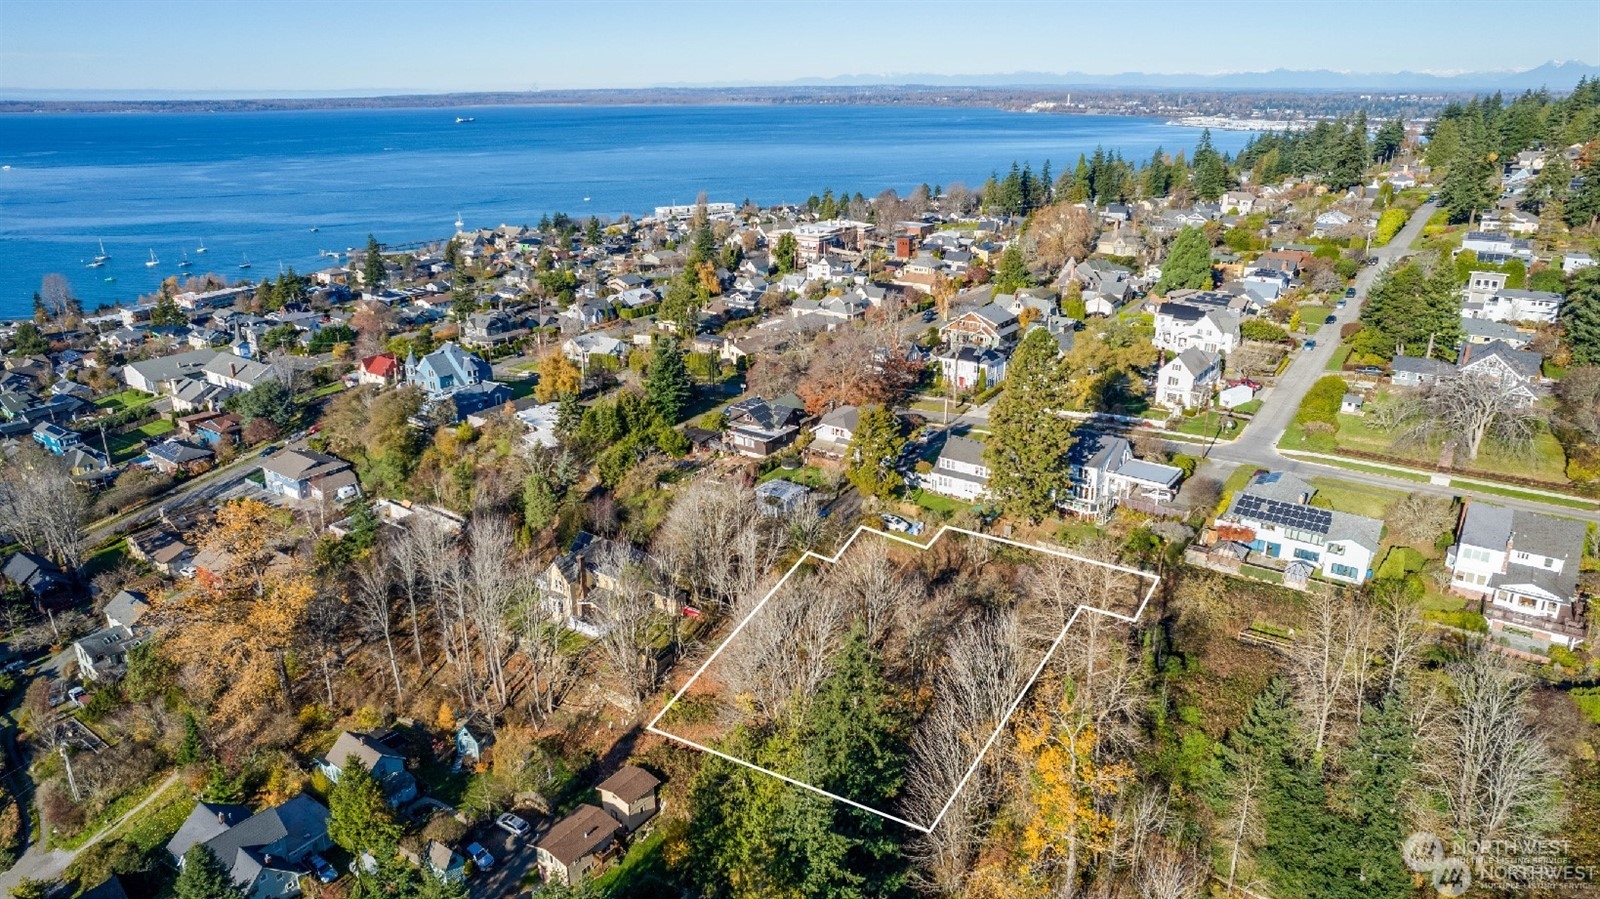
[{"left": 468, "top": 816, "right": 542, "bottom": 899}]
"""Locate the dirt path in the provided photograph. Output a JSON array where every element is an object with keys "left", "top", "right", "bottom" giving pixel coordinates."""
[{"left": 0, "top": 769, "right": 180, "bottom": 893}]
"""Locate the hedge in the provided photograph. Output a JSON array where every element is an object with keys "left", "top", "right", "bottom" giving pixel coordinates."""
[{"left": 1294, "top": 376, "right": 1348, "bottom": 427}]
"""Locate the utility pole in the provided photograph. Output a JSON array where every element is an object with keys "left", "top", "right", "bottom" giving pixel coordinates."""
[{"left": 59, "top": 741, "right": 80, "bottom": 801}]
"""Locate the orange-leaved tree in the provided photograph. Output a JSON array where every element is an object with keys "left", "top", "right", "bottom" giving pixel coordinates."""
[{"left": 159, "top": 498, "right": 315, "bottom": 726}]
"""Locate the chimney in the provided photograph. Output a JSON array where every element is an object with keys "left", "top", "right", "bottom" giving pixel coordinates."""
[
  {"left": 575, "top": 554, "right": 587, "bottom": 601},
  {"left": 217, "top": 811, "right": 226, "bottom": 824}
]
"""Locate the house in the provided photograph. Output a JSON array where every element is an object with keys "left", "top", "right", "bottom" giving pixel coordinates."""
[
  {"left": 1312, "top": 210, "right": 1353, "bottom": 236},
  {"left": 1465, "top": 287, "right": 1563, "bottom": 325},
  {"left": 147, "top": 438, "right": 215, "bottom": 476},
  {"left": 934, "top": 345, "right": 1008, "bottom": 393},
  {"left": 1563, "top": 252, "right": 1594, "bottom": 273},
  {"left": 260, "top": 448, "right": 361, "bottom": 503},
  {"left": 919, "top": 435, "right": 989, "bottom": 501},
  {"left": 455, "top": 716, "right": 495, "bottom": 766},
  {"left": 127, "top": 528, "right": 194, "bottom": 576},
  {"left": 462, "top": 311, "right": 527, "bottom": 348},
  {"left": 1153, "top": 303, "right": 1240, "bottom": 354},
  {"left": 1095, "top": 226, "right": 1146, "bottom": 258},
  {"left": 1391, "top": 354, "right": 1453, "bottom": 388},
  {"left": 755, "top": 478, "right": 811, "bottom": 516},
  {"left": 406, "top": 342, "right": 493, "bottom": 397},
  {"left": 1214, "top": 472, "right": 1382, "bottom": 586},
  {"left": 356, "top": 353, "right": 400, "bottom": 386},
  {"left": 32, "top": 421, "right": 82, "bottom": 455},
  {"left": 1446, "top": 502, "right": 1587, "bottom": 650},
  {"left": 1341, "top": 393, "right": 1365, "bottom": 415},
  {"left": 536, "top": 804, "right": 622, "bottom": 886},
  {"left": 1061, "top": 434, "right": 1184, "bottom": 521},
  {"left": 1460, "top": 317, "right": 1529, "bottom": 348},
  {"left": 1154, "top": 349, "right": 1221, "bottom": 410},
  {"left": 539, "top": 531, "right": 677, "bottom": 631},
  {"left": 1221, "top": 191, "right": 1257, "bottom": 215},
  {"left": 2, "top": 551, "right": 71, "bottom": 605},
  {"left": 809, "top": 406, "right": 859, "bottom": 460},
  {"left": 407, "top": 840, "right": 466, "bottom": 884},
  {"left": 77, "top": 876, "right": 132, "bottom": 899},
  {"left": 563, "top": 333, "right": 628, "bottom": 368},
  {"left": 1459, "top": 232, "right": 1534, "bottom": 265},
  {"left": 725, "top": 395, "right": 805, "bottom": 458},
  {"left": 166, "top": 794, "right": 332, "bottom": 899},
  {"left": 597, "top": 765, "right": 661, "bottom": 832},
  {"left": 315, "top": 731, "right": 419, "bottom": 806},
  {"left": 1056, "top": 258, "right": 1135, "bottom": 317},
  {"left": 73, "top": 590, "right": 150, "bottom": 682},
  {"left": 1458, "top": 340, "right": 1543, "bottom": 406},
  {"left": 940, "top": 304, "right": 1019, "bottom": 350}
]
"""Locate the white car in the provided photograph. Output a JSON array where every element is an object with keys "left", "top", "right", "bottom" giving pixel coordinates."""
[
  {"left": 880, "top": 514, "right": 912, "bottom": 533},
  {"left": 496, "top": 812, "right": 530, "bottom": 839}
]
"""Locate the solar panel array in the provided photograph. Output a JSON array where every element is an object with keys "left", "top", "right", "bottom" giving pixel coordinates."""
[{"left": 1233, "top": 495, "right": 1332, "bottom": 534}]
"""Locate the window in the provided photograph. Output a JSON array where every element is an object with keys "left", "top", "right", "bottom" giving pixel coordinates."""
[
  {"left": 1330, "top": 563, "right": 1358, "bottom": 579},
  {"left": 1326, "top": 543, "right": 1346, "bottom": 556},
  {"left": 1166, "top": 376, "right": 1179, "bottom": 386},
  {"left": 1293, "top": 548, "right": 1320, "bottom": 563},
  {"left": 1544, "top": 557, "right": 1555, "bottom": 568}
]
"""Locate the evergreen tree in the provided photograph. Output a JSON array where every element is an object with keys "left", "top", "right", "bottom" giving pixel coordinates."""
[
  {"left": 1439, "top": 112, "right": 1496, "bottom": 223},
  {"left": 328, "top": 757, "right": 401, "bottom": 857},
  {"left": 984, "top": 329, "right": 1075, "bottom": 522},
  {"left": 1143, "top": 146, "right": 1170, "bottom": 197},
  {"left": 174, "top": 845, "right": 246, "bottom": 899},
  {"left": 1157, "top": 227, "right": 1214, "bottom": 293},
  {"left": 1562, "top": 267, "right": 1600, "bottom": 365},
  {"left": 1565, "top": 168, "right": 1600, "bottom": 229},
  {"left": 151, "top": 286, "right": 186, "bottom": 327},
  {"left": 556, "top": 391, "right": 583, "bottom": 441},
  {"left": 644, "top": 337, "right": 693, "bottom": 423},
  {"left": 363, "top": 234, "right": 385, "bottom": 288},
  {"left": 8, "top": 321, "right": 49, "bottom": 356},
  {"left": 993, "top": 244, "right": 1031, "bottom": 294},
  {"left": 1329, "top": 112, "right": 1370, "bottom": 189},
  {"left": 774, "top": 232, "right": 798, "bottom": 274},
  {"left": 1192, "top": 129, "right": 1229, "bottom": 200},
  {"left": 1373, "top": 118, "right": 1406, "bottom": 162},
  {"left": 844, "top": 405, "right": 906, "bottom": 500},
  {"left": 1337, "top": 695, "right": 1416, "bottom": 899}
]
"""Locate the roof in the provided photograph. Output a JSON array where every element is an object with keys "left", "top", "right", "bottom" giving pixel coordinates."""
[
  {"left": 104, "top": 589, "right": 149, "bottom": 628},
  {"left": 1327, "top": 510, "right": 1385, "bottom": 552},
  {"left": 939, "top": 434, "right": 987, "bottom": 468},
  {"left": 324, "top": 730, "right": 403, "bottom": 772},
  {"left": 261, "top": 448, "right": 350, "bottom": 483},
  {"left": 360, "top": 353, "right": 399, "bottom": 377},
  {"left": 148, "top": 439, "right": 213, "bottom": 465},
  {"left": 166, "top": 801, "right": 253, "bottom": 861},
  {"left": 597, "top": 765, "right": 661, "bottom": 804},
  {"left": 77, "top": 877, "right": 131, "bottom": 899},
  {"left": 1241, "top": 470, "right": 1315, "bottom": 504},
  {"left": 202, "top": 794, "right": 330, "bottom": 876},
  {"left": 1172, "top": 348, "right": 1219, "bottom": 377},
  {"left": 1068, "top": 432, "right": 1130, "bottom": 473},
  {"left": 536, "top": 804, "right": 620, "bottom": 865},
  {"left": 817, "top": 405, "right": 860, "bottom": 433},
  {"left": 755, "top": 478, "right": 810, "bottom": 505},
  {"left": 1391, "top": 355, "right": 1452, "bottom": 377},
  {"left": 122, "top": 348, "right": 218, "bottom": 386},
  {"left": 1459, "top": 340, "right": 1541, "bottom": 380},
  {"left": 727, "top": 396, "right": 802, "bottom": 432},
  {"left": 1231, "top": 493, "right": 1334, "bottom": 535}
]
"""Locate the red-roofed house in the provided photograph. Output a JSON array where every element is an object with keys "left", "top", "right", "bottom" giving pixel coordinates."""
[{"left": 357, "top": 353, "right": 400, "bottom": 387}]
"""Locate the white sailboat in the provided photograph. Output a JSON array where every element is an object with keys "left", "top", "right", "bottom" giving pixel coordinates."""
[
  {"left": 93, "top": 239, "right": 110, "bottom": 263},
  {"left": 178, "top": 251, "right": 192, "bottom": 268},
  {"left": 86, "top": 257, "right": 104, "bottom": 269},
  {"left": 195, "top": 240, "right": 207, "bottom": 254},
  {"left": 455, "top": 212, "right": 464, "bottom": 229},
  {"left": 239, "top": 253, "right": 252, "bottom": 270},
  {"left": 145, "top": 249, "right": 159, "bottom": 268}
]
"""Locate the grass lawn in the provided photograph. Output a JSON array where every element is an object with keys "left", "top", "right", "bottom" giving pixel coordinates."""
[
  {"left": 1325, "top": 345, "right": 1352, "bottom": 371},
  {"left": 55, "top": 770, "right": 173, "bottom": 850},
  {"left": 908, "top": 488, "right": 967, "bottom": 517},
  {"left": 1221, "top": 465, "right": 1258, "bottom": 498},
  {"left": 1453, "top": 479, "right": 1599, "bottom": 510},
  {"left": 1292, "top": 455, "right": 1431, "bottom": 482},
  {"left": 94, "top": 390, "right": 157, "bottom": 412},
  {"left": 759, "top": 464, "right": 830, "bottom": 490},
  {"left": 1298, "top": 304, "right": 1333, "bottom": 335},
  {"left": 506, "top": 358, "right": 541, "bottom": 373},
  {"left": 105, "top": 418, "right": 176, "bottom": 462},
  {"left": 80, "top": 538, "right": 129, "bottom": 581},
  {"left": 1306, "top": 477, "right": 1405, "bottom": 519},
  {"left": 1230, "top": 399, "right": 1263, "bottom": 416},
  {"left": 1282, "top": 415, "right": 1571, "bottom": 486},
  {"left": 1171, "top": 410, "right": 1242, "bottom": 439},
  {"left": 309, "top": 382, "right": 345, "bottom": 399}
]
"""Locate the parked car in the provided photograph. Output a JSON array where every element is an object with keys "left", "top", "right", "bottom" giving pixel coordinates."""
[
  {"left": 306, "top": 853, "right": 338, "bottom": 884},
  {"left": 496, "top": 813, "right": 530, "bottom": 839},
  {"left": 1365, "top": 256, "right": 1380, "bottom": 266},
  {"left": 258, "top": 444, "right": 278, "bottom": 457},
  {"left": 1304, "top": 339, "right": 1317, "bottom": 350},
  {"left": 465, "top": 842, "right": 495, "bottom": 871},
  {"left": 67, "top": 686, "right": 86, "bottom": 706},
  {"left": 1, "top": 659, "right": 26, "bottom": 675},
  {"left": 880, "top": 514, "right": 913, "bottom": 533},
  {"left": 1356, "top": 366, "right": 1385, "bottom": 376},
  {"left": 1344, "top": 287, "right": 1357, "bottom": 298},
  {"left": 1335, "top": 299, "right": 1347, "bottom": 309},
  {"left": 1324, "top": 314, "right": 1337, "bottom": 324},
  {"left": 921, "top": 309, "right": 937, "bottom": 322}
]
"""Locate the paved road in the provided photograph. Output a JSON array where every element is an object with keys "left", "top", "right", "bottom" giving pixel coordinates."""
[
  {"left": 0, "top": 769, "right": 181, "bottom": 895},
  {"left": 1227, "top": 202, "right": 1436, "bottom": 461}
]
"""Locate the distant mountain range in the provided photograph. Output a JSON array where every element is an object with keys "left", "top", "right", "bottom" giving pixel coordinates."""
[{"left": 772, "top": 61, "right": 1600, "bottom": 92}]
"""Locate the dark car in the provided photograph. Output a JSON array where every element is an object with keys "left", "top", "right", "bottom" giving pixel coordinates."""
[
  {"left": 1365, "top": 256, "right": 1380, "bottom": 266},
  {"left": 1325, "top": 314, "right": 1337, "bottom": 324},
  {"left": 921, "top": 309, "right": 937, "bottom": 322},
  {"left": 1344, "top": 287, "right": 1357, "bottom": 298},
  {"left": 306, "top": 853, "right": 338, "bottom": 884},
  {"left": 1356, "top": 366, "right": 1385, "bottom": 376},
  {"left": 1304, "top": 339, "right": 1317, "bottom": 350}
]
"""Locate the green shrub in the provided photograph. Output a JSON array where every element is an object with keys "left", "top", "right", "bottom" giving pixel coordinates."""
[
  {"left": 1376, "top": 547, "right": 1426, "bottom": 580},
  {"left": 1572, "top": 686, "right": 1600, "bottom": 724},
  {"left": 1170, "top": 454, "right": 1199, "bottom": 479},
  {"left": 1423, "top": 608, "right": 1489, "bottom": 633},
  {"left": 1295, "top": 376, "right": 1348, "bottom": 427}
]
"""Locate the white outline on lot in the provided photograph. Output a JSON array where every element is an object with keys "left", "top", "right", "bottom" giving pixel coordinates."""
[{"left": 645, "top": 524, "right": 1161, "bottom": 834}]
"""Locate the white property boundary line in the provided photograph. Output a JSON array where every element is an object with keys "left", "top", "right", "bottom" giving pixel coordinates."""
[{"left": 645, "top": 524, "right": 1161, "bottom": 834}]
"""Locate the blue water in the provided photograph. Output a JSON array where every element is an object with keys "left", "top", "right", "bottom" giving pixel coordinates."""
[{"left": 0, "top": 105, "right": 1255, "bottom": 321}]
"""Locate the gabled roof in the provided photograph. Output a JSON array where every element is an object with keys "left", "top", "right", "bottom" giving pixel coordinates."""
[
  {"left": 597, "top": 766, "right": 661, "bottom": 803},
  {"left": 938, "top": 434, "right": 987, "bottom": 468},
  {"left": 261, "top": 448, "right": 351, "bottom": 483},
  {"left": 166, "top": 801, "right": 253, "bottom": 861},
  {"left": 1459, "top": 340, "right": 1541, "bottom": 380},
  {"left": 148, "top": 439, "right": 213, "bottom": 465},
  {"left": 324, "top": 730, "right": 403, "bottom": 772},
  {"left": 201, "top": 794, "right": 330, "bottom": 875},
  {"left": 360, "top": 353, "right": 399, "bottom": 377},
  {"left": 536, "top": 803, "right": 620, "bottom": 865},
  {"left": 817, "top": 405, "right": 860, "bottom": 433}
]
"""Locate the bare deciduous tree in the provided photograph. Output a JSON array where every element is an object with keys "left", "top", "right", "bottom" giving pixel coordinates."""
[
  {"left": 1291, "top": 590, "right": 1362, "bottom": 754},
  {"left": 0, "top": 444, "right": 87, "bottom": 570},
  {"left": 591, "top": 542, "right": 671, "bottom": 711},
  {"left": 352, "top": 553, "right": 404, "bottom": 704},
  {"left": 1024, "top": 203, "right": 1097, "bottom": 272},
  {"left": 1398, "top": 371, "right": 1544, "bottom": 462},
  {"left": 1425, "top": 647, "right": 1560, "bottom": 846},
  {"left": 1385, "top": 493, "right": 1457, "bottom": 546}
]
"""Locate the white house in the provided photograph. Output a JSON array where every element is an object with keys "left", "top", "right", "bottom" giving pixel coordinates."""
[
  {"left": 935, "top": 345, "right": 1007, "bottom": 392},
  {"left": 1563, "top": 253, "right": 1594, "bottom": 274},
  {"left": 1153, "top": 303, "right": 1240, "bottom": 354},
  {"left": 1061, "top": 434, "right": 1184, "bottom": 521},
  {"left": 809, "top": 405, "right": 858, "bottom": 459},
  {"left": 919, "top": 435, "right": 989, "bottom": 501},
  {"left": 1447, "top": 502, "right": 1587, "bottom": 649},
  {"left": 1312, "top": 210, "right": 1353, "bottom": 236},
  {"left": 1155, "top": 348, "right": 1221, "bottom": 410},
  {"left": 562, "top": 333, "right": 627, "bottom": 368},
  {"left": 1215, "top": 471, "right": 1383, "bottom": 586},
  {"left": 1460, "top": 231, "right": 1534, "bottom": 265}
]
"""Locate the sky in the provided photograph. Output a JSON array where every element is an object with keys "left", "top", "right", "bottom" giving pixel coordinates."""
[{"left": 1, "top": 0, "right": 1595, "bottom": 96}]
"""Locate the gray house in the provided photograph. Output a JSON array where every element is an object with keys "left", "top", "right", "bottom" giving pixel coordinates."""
[
  {"left": 167, "top": 794, "right": 332, "bottom": 899},
  {"left": 261, "top": 448, "right": 361, "bottom": 503},
  {"left": 315, "top": 730, "right": 418, "bottom": 806}
]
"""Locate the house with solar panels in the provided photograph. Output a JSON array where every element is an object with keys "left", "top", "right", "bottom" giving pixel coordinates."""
[{"left": 1213, "top": 472, "right": 1382, "bottom": 587}]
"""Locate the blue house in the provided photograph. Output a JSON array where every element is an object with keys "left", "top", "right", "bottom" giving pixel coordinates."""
[
  {"left": 455, "top": 716, "right": 495, "bottom": 766},
  {"left": 32, "top": 421, "right": 82, "bottom": 455},
  {"left": 406, "top": 342, "right": 493, "bottom": 397}
]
